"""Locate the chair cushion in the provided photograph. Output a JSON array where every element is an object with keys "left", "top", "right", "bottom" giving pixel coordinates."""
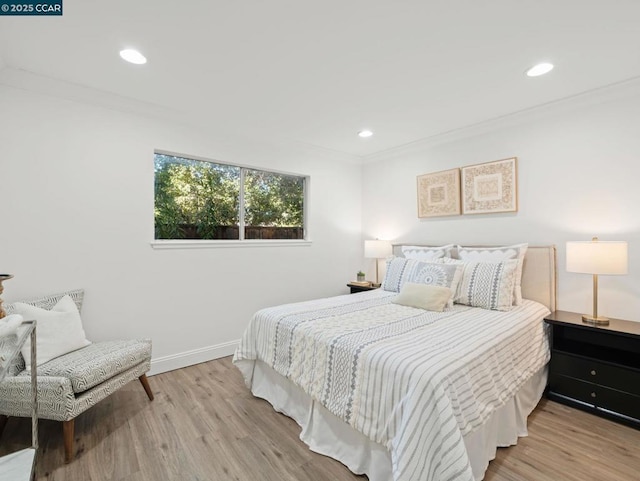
[{"left": 19, "top": 339, "right": 151, "bottom": 394}]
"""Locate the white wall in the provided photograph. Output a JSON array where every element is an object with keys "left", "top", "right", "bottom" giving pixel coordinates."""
[
  {"left": 362, "top": 80, "right": 640, "bottom": 321},
  {"left": 0, "top": 85, "right": 363, "bottom": 373},
  {"left": 3, "top": 75, "right": 639, "bottom": 376}
]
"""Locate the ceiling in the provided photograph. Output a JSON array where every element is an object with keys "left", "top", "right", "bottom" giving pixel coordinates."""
[{"left": 1, "top": 0, "right": 639, "bottom": 157}]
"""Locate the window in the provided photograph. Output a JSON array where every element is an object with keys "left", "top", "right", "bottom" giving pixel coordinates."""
[{"left": 154, "top": 152, "right": 306, "bottom": 241}]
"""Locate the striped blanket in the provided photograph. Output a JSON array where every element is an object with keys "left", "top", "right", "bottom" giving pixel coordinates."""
[{"left": 233, "top": 290, "right": 550, "bottom": 481}]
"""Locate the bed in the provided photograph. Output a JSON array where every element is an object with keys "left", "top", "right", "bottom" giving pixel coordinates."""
[{"left": 233, "top": 245, "right": 557, "bottom": 481}]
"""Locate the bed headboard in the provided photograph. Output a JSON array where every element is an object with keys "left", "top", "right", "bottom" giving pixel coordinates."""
[{"left": 392, "top": 244, "right": 557, "bottom": 311}]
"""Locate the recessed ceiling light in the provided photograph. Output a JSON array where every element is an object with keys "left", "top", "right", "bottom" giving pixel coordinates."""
[
  {"left": 358, "top": 130, "right": 373, "bottom": 138},
  {"left": 526, "top": 62, "right": 554, "bottom": 77},
  {"left": 119, "top": 49, "right": 147, "bottom": 65}
]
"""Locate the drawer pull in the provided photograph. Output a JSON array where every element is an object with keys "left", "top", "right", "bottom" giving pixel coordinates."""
[
  {"left": 591, "top": 392, "right": 597, "bottom": 398},
  {"left": 590, "top": 370, "right": 597, "bottom": 376}
]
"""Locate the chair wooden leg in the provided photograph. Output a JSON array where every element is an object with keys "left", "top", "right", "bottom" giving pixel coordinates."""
[
  {"left": 63, "top": 419, "right": 74, "bottom": 463},
  {"left": 0, "top": 415, "right": 8, "bottom": 438},
  {"left": 139, "top": 374, "right": 154, "bottom": 401}
]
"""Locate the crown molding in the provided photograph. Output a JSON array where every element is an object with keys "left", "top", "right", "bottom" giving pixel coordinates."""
[
  {"left": 363, "top": 75, "right": 640, "bottom": 164},
  {"left": 0, "top": 67, "right": 185, "bottom": 121},
  {"left": 4, "top": 66, "right": 638, "bottom": 167}
]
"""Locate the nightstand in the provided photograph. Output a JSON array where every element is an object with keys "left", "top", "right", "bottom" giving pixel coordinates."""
[
  {"left": 346, "top": 283, "right": 379, "bottom": 294},
  {"left": 544, "top": 310, "right": 640, "bottom": 429}
]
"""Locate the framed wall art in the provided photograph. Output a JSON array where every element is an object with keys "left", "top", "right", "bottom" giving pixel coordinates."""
[
  {"left": 461, "top": 157, "right": 518, "bottom": 215},
  {"left": 417, "top": 168, "right": 461, "bottom": 218}
]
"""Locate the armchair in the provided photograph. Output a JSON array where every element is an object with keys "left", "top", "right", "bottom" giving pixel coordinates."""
[{"left": 0, "top": 289, "right": 153, "bottom": 462}]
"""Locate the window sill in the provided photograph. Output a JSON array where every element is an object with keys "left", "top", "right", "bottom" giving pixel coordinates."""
[{"left": 150, "top": 239, "right": 313, "bottom": 249}]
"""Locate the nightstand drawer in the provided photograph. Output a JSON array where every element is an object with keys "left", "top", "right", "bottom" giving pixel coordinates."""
[
  {"left": 549, "top": 374, "right": 640, "bottom": 420},
  {"left": 551, "top": 352, "right": 640, "bottom": 396}
]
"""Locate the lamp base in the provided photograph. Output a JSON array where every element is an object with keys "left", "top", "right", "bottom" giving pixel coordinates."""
[
  {"left": 371, "top": 282, "right": 381, "bottom": 288},
  {"left": 582, "top": 314, "right": 610, "bottom": 326}
]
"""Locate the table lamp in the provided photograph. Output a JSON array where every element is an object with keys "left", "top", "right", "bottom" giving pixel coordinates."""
[
  {"left": 364, "top": 240, "right": 392, "bottom": 287},
  {"left": 566, "top": 237, "right": 628, "bottom": 325}
]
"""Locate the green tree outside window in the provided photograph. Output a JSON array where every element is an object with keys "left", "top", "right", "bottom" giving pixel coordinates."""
[{"left": 154, "top": 153, "right": 305, "bottom": 240}]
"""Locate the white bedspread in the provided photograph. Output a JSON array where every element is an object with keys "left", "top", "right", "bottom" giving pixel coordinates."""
[{"left": 233, "top": 290, "right": 550, "bottom": 481}]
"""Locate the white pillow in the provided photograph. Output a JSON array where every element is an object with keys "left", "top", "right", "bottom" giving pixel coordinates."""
[
  {"left": 455, "top": 244, "right": 528, "bottom": 305},
  {"left": 14, "top": 295, "right": 91, "bottom": 368},
  {"left": 392, "top": 283, "right": 452, "bottom": 312},
  {"left": 401, "top": 244, "right": 454, "bottom": 261}
]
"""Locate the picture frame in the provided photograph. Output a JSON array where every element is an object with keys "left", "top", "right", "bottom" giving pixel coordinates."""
[
  {"left": 461, "top": 157, "right": 518, "bottom": 215},
  {"left": 417, "top": 168, "right": 461, "bottom": 218}
]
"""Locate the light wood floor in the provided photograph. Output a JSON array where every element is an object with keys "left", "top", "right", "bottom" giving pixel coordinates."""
[{"left": 1, "top": 356, "right": 639, "bottom": 481}]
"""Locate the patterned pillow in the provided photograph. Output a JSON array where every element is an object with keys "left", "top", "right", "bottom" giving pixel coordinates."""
[
  {"left": 455, "top": 244, "right": 527, "bottom": 305},
  {"left": 452, "top": 259, "right": 519, "bottom": 311},
  {"left": 382, "top": 258, "right": 462, "bottom": 307},
  {"left": 401, "top": 244, "right": 454, "bottom": 261}
]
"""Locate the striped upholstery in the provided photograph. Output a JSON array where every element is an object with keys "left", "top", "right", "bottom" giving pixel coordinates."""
[
  {"left": 0, "top": 289, "right": 152, "bottom": 423},
  {"left": 0, "top": 358, "right": 150, "bottom": 421},
  {"left": 18, "top": 340, "right": 152, "bottom": 393},
  {"left": 4, "top": 288, "right": 84, "bottom": 315}
]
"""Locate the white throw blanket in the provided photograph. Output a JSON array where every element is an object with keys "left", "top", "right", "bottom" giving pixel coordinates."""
[{"left": 234, "top": 290, "right": 550, "bottom": 481}]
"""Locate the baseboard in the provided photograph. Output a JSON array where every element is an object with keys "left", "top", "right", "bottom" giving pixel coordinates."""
[{"left": 148, "top": 339, "right": 239, "bottom": 376}]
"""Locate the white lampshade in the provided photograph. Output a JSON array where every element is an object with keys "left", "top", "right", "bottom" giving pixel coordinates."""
[
  {"left": 566, "top": 240, "right": 628, "bottom": 275},
  {"left": 364, "top": 240, "right": 392, "bottom": 259}
]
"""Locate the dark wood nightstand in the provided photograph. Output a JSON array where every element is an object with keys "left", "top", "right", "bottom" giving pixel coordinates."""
[
  {"left": 544, "top": 310, "right": 640, "bottom": 429},
  {"left": 346, "top": 283, "right": 379, "bottom": 294}
]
